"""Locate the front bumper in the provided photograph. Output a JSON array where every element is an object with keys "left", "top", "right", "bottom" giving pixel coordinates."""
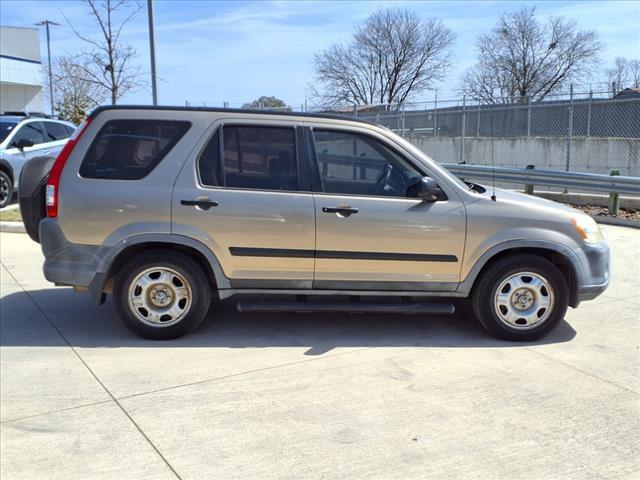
[{"left": 575, "top": 242, "right": 610, "bottom": 304}]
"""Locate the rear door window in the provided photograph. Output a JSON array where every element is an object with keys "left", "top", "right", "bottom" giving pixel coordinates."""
[
  {"left": 11, "top": 122, "right": 45, "bottom": 146},
  {"left": 198, "top": 125, "right": 298, "bottom": 191},
  {"left": 80, "top": 120, "right": 190, "bottom": 180},
  {"left": 43, "top": 121, "right": 72, "bottom": 141}
]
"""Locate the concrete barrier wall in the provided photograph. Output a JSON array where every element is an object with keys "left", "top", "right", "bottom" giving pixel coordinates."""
[{"left": 407, "top": 136, "right": 640, "bottom": 177}]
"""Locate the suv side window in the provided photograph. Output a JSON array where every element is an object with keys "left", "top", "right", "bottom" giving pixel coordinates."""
[
  {"left": 198, "top": 125, "right": 298, "bottom": 191},
  {"left": 80, "top": 120, "right": 190, "bottom": 180},
  {"left": 43, "top": 121, "right": 72, "bottom": 141},
  {"left": 312, "top": 129, "right": 421, "bottom": 197},
  {"left": 11, "top": 122, "right": 45, "bottom": 146}
]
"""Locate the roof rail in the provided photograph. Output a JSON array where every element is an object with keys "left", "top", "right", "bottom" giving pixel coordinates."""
[
  {"left": 88, "top": 104, "right": 383, "bottom": 128},
  {"left": 1, "top": 111, "right": 50, "bottom": 118}
]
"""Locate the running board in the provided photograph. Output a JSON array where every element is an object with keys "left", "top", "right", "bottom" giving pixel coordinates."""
[{"left": 237, "top": 301, "right": 455, "bottom": 315}]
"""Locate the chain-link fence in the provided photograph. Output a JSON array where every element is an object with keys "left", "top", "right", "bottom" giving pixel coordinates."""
[
  {"left": 352, "top": 92, "right": 640, "bottom": 178},
  {"left": 186, "top": 91, "right": 640, "bottom": 180}
]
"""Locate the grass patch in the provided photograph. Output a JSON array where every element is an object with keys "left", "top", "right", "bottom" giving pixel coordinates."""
[{"left": 0, "top": 208, "right": 22, "bottom": 222}]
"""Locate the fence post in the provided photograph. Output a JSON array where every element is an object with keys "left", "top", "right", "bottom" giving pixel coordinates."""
[
  {"left": 434, "top": 92, "right": 438, "bottom": 137},
  {"left": 566, "top": 84, "right": 574, "bottom": 174},
  {"left": 586, "top": 90, "right": 592, "bottom": 138},
  {"left": 526, "top": 96, "right": 531, "bottom": 138},
  {"left": 524, "top": 164, "right": 535, "bottom": 195},
  {"left": 401, "top": 107, "right": 406, "bottom": 138},
  {"left": 476, "top": 102, "right": 481, "bottom": 137},
  {"left": 460, "top": 95, "right": 466, "bottom": 164},
  {"left": 609, "top": 170, "right": 620, "bottom": 215}
]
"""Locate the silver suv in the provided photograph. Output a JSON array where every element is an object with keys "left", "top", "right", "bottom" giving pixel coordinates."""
[
  {"left": 0, "top": 115, "right": 75, "bottom": 207},
  {"left": 20, "top": 106, "right": 610, "bottom": 341}
]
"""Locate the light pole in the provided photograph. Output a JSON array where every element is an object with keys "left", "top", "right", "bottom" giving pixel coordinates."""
[
  {"left": 147, "top": 0, "right": 158, "bottom": 105},
  {"left": 35, "top": 20, "right": 59, "bottom": 117}
]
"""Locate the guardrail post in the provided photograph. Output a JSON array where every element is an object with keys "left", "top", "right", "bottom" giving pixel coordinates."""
[
  {"left": 609, "top": 170, "right": 620, "bottom": 215},
  {"left": 524, "top": 165, "right": 535, "bottom": 195}
]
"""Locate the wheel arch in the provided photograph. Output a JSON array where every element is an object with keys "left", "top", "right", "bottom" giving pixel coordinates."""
[
  {"left": 89, "top": 234, "right": 231, "bottom": 303},
  {"left": 459, "top": 241, "right": 582, "bottom": 307},
  {"left": 0, "top": 159, "right": 14, "bottom": 183}
]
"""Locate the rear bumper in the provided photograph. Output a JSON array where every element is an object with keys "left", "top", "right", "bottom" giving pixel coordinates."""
[{"left": 40, "top": 218, "right": 107, "bottom": 302}]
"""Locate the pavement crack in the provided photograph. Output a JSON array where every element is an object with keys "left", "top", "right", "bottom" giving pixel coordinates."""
[
  {"left": 526, "top": 347, "right": 640, "bottom": 395},
  {"left": 3, "top": 266, "right": 183, "bottom": 480},
  {"left": 0, "top": 400, "right": 113, "bottom": 425}
]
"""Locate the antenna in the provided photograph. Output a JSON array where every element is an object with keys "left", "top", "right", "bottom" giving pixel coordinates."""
[{"left": 490, "top": 104, "right": 497, "bottom": 201}]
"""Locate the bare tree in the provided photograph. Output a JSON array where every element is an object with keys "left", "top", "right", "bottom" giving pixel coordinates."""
[
  {"left": 462, "top": 7, "right": 601, "bottom": 103},
  {"left": 311, "top": 8, "right": 455, "bottom": 109},
  {"left": 67, "top": 0, "right": 144, "bottom": 104},
  {"left": 605, "top": 57, "right": 640, "bottom": 95},
  {"left": 46, "top": 55, "right": 107, "bottom": 123}
]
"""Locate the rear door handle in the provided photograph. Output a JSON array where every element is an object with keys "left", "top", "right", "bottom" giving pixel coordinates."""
[
  {"left": 181, "top": 199, "right": 219, "bottom": 210},
  {"left": 322, "top": 206, "right": 359, "bottom": 216}
]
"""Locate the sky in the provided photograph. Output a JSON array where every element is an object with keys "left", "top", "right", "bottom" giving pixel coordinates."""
[{"left": 2, "top": 0, "right": 639, "bottom": 109}]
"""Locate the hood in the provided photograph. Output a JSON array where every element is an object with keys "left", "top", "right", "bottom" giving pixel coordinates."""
[{"left": 474, "top": 186, "right": 581, "bottom": 216}]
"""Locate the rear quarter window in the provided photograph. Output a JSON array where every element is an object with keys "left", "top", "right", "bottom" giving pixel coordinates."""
[{"left": 79, "top": 119, "right": 190, "bottom": 180}]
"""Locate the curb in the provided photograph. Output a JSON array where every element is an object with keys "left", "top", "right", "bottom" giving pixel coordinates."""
[
  {"left": 592, "top": 215, "right": 640, "bottom": 229},
  {"left": 0, "top": 221, "right": 26, "bottom": 234}
]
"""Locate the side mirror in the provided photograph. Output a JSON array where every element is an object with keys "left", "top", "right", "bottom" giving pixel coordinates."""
[
  {"left": 406, "top": 176, "right": 446, "bottom": 202},
  {"left": 14, "top": 138, "right": 35, "bottom": 151}
]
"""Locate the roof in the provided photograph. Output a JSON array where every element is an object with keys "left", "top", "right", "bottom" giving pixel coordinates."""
[
  {"left": 613, "top": 87, "right": 640, "bottom": 98},
  {"left": 89, "top": 105, "right": 381, "bottom": 127}
]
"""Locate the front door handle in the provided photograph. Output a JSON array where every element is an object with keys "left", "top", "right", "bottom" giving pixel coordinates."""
[
  {"left": 322, "top": 206, "right": 359, "bottom": 216},
  {"left": 181, "top": 199, "right": 219, "bottom": 210}
]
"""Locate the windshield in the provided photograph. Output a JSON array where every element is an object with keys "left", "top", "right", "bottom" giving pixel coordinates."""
[{"left": 0, "top": 120, "right": 19, "bottom": 143}]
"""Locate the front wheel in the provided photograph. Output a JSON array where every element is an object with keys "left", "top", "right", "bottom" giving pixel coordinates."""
[
  {"left": 113, "top": 250, "right": 211, "bottom": 340},
  {"left": 472, "top": 254, "right": 568, "bottom": 341}
]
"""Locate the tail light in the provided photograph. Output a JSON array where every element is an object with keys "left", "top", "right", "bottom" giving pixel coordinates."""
[{"left": 46, "top": 117, "right": 93, "bottom": 218}]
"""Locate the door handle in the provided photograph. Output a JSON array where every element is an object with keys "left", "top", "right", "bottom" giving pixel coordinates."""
[
  {"left": 322, "top": 206, "right": 359, "bottom": 216},
  {"left": 181, "top": 199, "right": 219, "bottom": 210}
]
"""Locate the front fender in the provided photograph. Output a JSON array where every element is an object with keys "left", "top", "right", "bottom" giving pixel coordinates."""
[{"left": 457, "top": 229, "right": 585, "bottom": 296}]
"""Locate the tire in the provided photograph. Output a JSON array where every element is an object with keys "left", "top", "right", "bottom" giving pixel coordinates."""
[
  {"left": 0, "top": 170, "right": 13, "bottom": 209},
  {"left": 472, "top": 254, "right": 568, "bottom": 341},
  {"left": 113, "top": 250, "right": 211, "bottom": 340}
]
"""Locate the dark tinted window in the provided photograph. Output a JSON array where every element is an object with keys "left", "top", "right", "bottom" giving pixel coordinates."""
[
  {"left": 64, "top": 125, "right": 76, "bottom": 136},
  {"left": 198, "top": 126, "right": 297, "bottom": 190},
  {"left": 43, "top": 121, "right": 72, "bottom": 141},
  {"left": 11, "top": 122, "right": 45, "bottom": 146},
  {"left": 80, "top": 120, "right": 190, "bottom": 180},
  {"left": 0, "top": 120, "right": 19, "bottom": 143},
  {"left": 313, "top": 130, "right": 420, "bottom": 197}
]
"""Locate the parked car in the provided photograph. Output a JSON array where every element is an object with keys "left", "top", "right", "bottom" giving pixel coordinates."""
[
  {"left": 19, "top": 106, "right": 610, "bottom": 341},
  {"left": 0, "top": 114, "right": 75, "bottom": 208}
]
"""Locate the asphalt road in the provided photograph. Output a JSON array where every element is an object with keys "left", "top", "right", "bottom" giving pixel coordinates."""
[{"left": 1, "top": 225, "right": 638, "bottom": 479}]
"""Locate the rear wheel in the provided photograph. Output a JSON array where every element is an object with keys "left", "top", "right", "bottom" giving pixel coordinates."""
[
  {"left": 472, "top": 254, "right": 568, "bottom": 341},
  {"left": 113, "top": 250, "right": 211, "bottom": 339},
  {"left": 0, "top": 170, "right": 12, "bottom": 208}
]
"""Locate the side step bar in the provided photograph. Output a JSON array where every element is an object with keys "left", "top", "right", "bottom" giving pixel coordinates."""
[{"left": 237, "top": 302, "right": 455, "bottom": 315}]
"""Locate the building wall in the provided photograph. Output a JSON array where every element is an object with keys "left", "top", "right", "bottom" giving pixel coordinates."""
[{"left": 0, "top": 26, "right": 43, "bottom": 113}]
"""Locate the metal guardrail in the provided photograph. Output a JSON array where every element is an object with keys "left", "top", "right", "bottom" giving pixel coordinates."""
[{"left": 442, "top": 164, "right": 640, "bottom": 196}]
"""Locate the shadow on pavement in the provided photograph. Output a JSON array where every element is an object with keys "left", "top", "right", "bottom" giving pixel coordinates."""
[{"left": 1, "top": 288, "right": 577, "bottom": 354}]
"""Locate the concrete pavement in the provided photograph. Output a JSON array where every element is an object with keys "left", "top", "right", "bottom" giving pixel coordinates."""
[{"left": 1, "top": 225, "right": 639, "bottom": 479}]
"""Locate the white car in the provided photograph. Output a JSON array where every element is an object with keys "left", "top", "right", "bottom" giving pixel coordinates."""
[{"left": 0, "top": 115, "right": 76, "bottom": 208}]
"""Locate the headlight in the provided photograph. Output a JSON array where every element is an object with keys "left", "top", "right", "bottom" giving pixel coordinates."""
[{"left": 571, "top": 215, "right": 604, "bottom": 244}]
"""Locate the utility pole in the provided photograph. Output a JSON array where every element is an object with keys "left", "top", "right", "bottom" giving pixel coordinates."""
[
  {"left": 35, "top": 20, "right": 59, "bottom": 117},
  {"left": 147, "top": 0, "right": 158, "bottom": 105}
]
